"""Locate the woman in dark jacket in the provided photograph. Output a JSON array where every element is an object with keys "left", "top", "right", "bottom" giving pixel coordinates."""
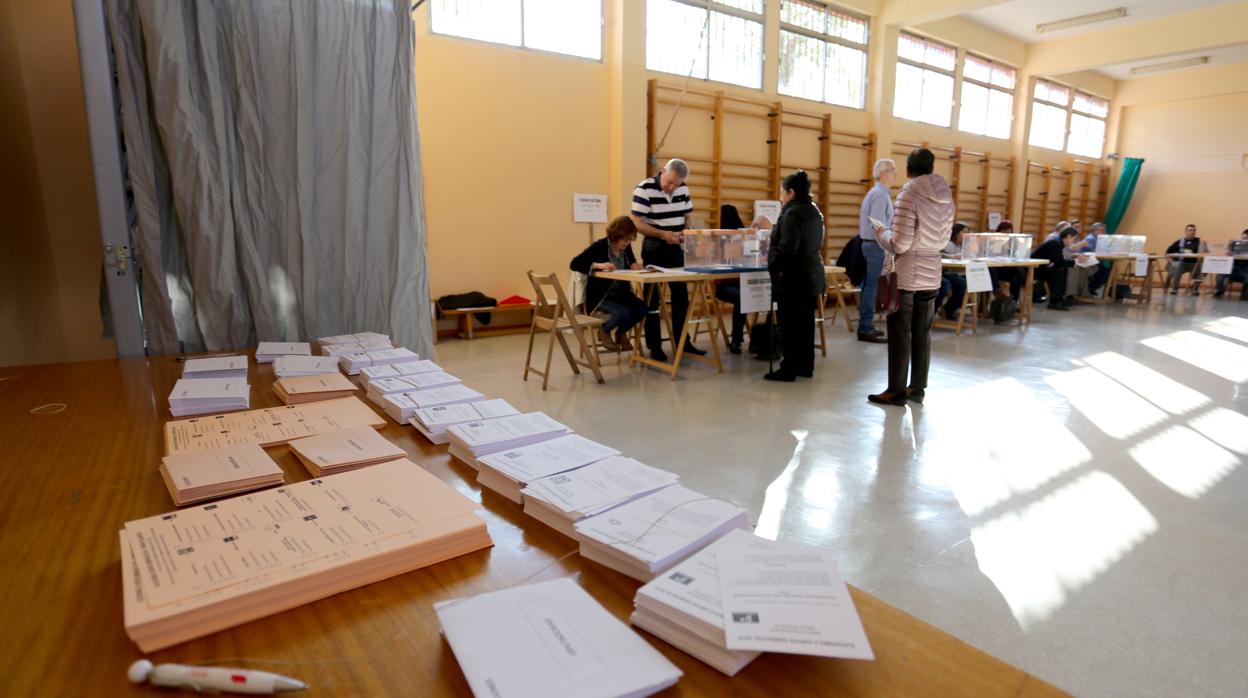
[
  {"left": 765, "top": 171, "right": 826, "bottom": 382},
  {"left": 570, "top": 216, "right": 646, "bottom": 350}
]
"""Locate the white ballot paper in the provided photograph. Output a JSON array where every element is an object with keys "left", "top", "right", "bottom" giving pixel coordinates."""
[
  {"left": 1202, "top": 255, "right": 1234, "bottom": 275},
  {"left": 717, "top": 543, "right": 873, "bottom": 660},
  {"left": 478, "top": 435, "right": 620, "bottom": 483},
  {"left": 965, "top": 260, "right": 993, "bottom": 293},
  {"left": 524, "top": 456, "right": 678, "bottom": 517},
  {"left": 1133, "top": 254, "right": 1150, "bottom": 277},
  {"left": 436, "top": 578, "right": 682, "bottom": 698}
]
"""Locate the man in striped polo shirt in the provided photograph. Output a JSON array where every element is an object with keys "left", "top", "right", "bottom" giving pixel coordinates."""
[{"left": 630, "top": 158, "right": 706, "bottom": 361}]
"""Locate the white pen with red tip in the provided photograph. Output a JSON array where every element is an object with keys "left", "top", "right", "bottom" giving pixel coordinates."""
[{"left": 128, "top": 660, "right": 306, "bottom": 695}]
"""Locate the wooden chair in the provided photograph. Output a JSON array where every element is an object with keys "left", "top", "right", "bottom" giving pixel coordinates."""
[
  {"left": 523, "top": 271, "right": 605, "bottom": 390},
  {"left": 826, "top": 271, "right": 861, "bottom": 332}
]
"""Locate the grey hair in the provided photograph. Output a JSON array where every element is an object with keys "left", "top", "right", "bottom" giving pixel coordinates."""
[
  {"left": 664, "top": 158, "right": 689, "bottom": 179},
  {"left": 1091, "top": 222, "right": 1106, "bottom": 231},
  {"left": 872, "top": 158, "right": 896, "bottom": 180}
]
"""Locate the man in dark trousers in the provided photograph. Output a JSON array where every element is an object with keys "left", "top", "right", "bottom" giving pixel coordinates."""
[
  {"left": 765, "top": 171, "right": 826, "bottom": 382},
  {"left": 1033, "top": 227, "right": 1078, "bottom": 310}
]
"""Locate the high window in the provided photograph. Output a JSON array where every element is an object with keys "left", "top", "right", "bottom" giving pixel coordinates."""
[
  {"left": 1028, "top": 79, "right": 1071, "bottom": 151},
  {"left": 778, "top": 1, "right": 869, "bottom": 108},
  {"left": 893, "top": 33, "right": 956, "bottom": 127},
  {"left": 646, "top": 0, "right": 765, "bottom": 89},
  {"left": 958, "top": 54, "right": 1015, "bottom": 139},
  {"left": 1067, "top": 91, "right": 1109, "bottom": 158},
  {"left": 430, "top": 0, "right": 603, "bottom": 60}
]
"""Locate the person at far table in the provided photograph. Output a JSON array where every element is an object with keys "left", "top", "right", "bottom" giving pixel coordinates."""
[
  {"left": 1033, "top": 227, "right": 1078, "bottom": 310},
  {"left": 713, "top": 204, "right": 750, "bottom": 354},
  {"left": 1165, "top": 224, "right": 1209, "bottom": 295},
  {"left": 1043, "top": 220, "right": 1070, "bottom": 243},
  {"left": 868, "top": 148, "right": 954, "bottom": 406},
  {"left": 856, "top": 158, "right": 897, "bottom": 344},
  {"left": 1214, "top": 229, "right": 1248, "bottom": 299},
  {"left": 631, "top": 158, "right": 705, "bottom": 361},
  {"left": 570, "top": 216, "right": 646, "bottom": 351},
  {"left": 1067, "top": 222, "right": 1110, "bottom": 298},
  {"left": 764, "top": 171, "right": 826, "bottom": 382},
  {"left": 934, "top": 223, "right": 968, "bottom": 320},
  {"left": 990, "top": 220, "right": 1024, "bottom": 303}
]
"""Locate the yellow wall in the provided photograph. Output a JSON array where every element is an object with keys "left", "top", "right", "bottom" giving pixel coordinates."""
[{"left": 0, "top": 0, "right": 115, "bottom": 367}]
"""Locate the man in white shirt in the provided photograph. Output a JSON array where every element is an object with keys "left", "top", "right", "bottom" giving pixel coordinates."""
[{"left": 856, "top": 159, "right": 895, "bottom": 343}]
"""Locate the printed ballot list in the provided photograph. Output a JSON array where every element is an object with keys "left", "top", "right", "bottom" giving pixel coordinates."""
[
  {"left": 718, "top": 543, "right": 874, "bottom": 659},
  {"left": 164, "top": 397, "right": 383, "bottom": 454}
]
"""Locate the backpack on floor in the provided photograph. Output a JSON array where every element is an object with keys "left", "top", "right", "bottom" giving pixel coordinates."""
[
  {"left": 989, "top": 295, "right": 1017, "bottom": 324},
  {"left": 749, "top": 320, "right": 782, "bottom": 360}
]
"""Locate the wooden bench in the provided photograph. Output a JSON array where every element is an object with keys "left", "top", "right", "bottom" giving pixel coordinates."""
[{"left": 435, "top": 303, "right": 535, "bottom": 343}]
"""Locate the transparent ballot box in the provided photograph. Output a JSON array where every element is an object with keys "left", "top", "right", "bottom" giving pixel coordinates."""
[
  {"left": 1094, "top": 235, "right": 1146, "bottom": 255},
  {"left": 682, "top": 229, "right": 769, "bottom": 270},
  {"left": 961, "top": 233, "right": 1033, "bottom": 261}
]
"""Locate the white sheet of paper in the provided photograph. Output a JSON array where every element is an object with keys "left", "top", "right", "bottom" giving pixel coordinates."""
[
  {"left": 753, "top": 200, "right": 782, "bottom": 224},
  {"left": 572, "top": 193, "right": 609, "bottom": 223},
  {"left": 718, "top": 544, "right": 874, "bottom": 660},
  {"left": 740, "top": 271, "right": 772, "bottom": 314},
  {"left": 449, "top": 412, "right": 568, "bottom": 449},
  {"left": 478, "top": 434, "right": 619, "bottom": 483},
  {"left": 1134, "top": 254, "right": 1150, "bottom": 277},
  {"left": 523, "top": 456, "right": 678, "bottom": 516},
  {"left": 1202, "top": 255, "right": 1234, "bottom": 275},
  {"left": 965, "top": 260, "right": 993, "bottom": 293},
  {"left": 414, "top": 399, "right": 517, "bottom": 428},
  {"left": 866, "top": 216, "right": 885, "bottom": 231},
  {"left": 987, "top": 212, "right": 1002, "bottom": 231}
]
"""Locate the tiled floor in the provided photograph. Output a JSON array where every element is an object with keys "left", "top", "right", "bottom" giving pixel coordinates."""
[{"left": 431, "top": 294, "right": 1248, "bottom": 698}]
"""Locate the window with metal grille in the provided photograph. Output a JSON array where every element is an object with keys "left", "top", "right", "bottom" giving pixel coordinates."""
[
  {"left": 959, "top": 53, "right": 1015, "bottom": 139},
  {"left": 893, "top": 32, "right": 956, "bottom": 127},
  {"left": 430, "top": 0, "right": 603, "bottom": 61},
  {"left": 646, "top": 0, "right": 765, "bottom": 90},
  {"left": 778, "top": 0, "right": 869, "bottom": 108}
]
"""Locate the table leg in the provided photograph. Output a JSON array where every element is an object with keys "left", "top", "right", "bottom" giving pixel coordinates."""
[
  {"left": 1022, "top": 268, "right": 1035, "bottom": 324},
  {"left": 1105, "top": 260, "right": 1120, "bottom": 303}
]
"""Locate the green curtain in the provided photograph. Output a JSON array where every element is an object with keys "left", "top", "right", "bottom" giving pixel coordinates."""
[{"left": 1103, "top": 157, "right": 1144, "bottom": 235}]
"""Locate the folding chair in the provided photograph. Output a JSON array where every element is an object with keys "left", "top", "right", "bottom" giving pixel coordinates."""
[
  {"left": 570, "top": 271, "right": 626, "bottom": 365},
  {"left": 523, "top": 271, "right": 605, "bottom": 390},
  {"left": 826, "top": 271, "right": 861, "bottom": 332}
]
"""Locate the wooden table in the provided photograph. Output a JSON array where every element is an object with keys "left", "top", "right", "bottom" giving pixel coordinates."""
[
  {"left": 1091, "top": 254, "right": 1165, "bottom": 304},
  {"left": 595, "top": 266, "right": 845, "bottom": 379},
  {"left": 0, "top": 357, "right": 1065, "bottom": 697},
  {"left": 936, "top": 259, "right": 1048, "bottom": 335}
]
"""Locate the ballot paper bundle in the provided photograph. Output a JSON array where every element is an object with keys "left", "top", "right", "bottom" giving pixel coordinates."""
[
  {"left": 358, "top": 359, "right": 444, "bottom": 387},
  {"left": 379, "top": 384, "right": 485, "bottom": 423},
  {"left": 436, "top": 578, "right": 682, "bottom": 698},
  {"left": 445, "top": 412, "right": 571, "bottom": 467},
  {"left": 272, "top": 355, "right": 340, "bottom": 378},
  {"left": 321, "top": 338, "right": 394, "bottom": 357},
  {"left": 181, "top": 355, "right": 248, "bottom": 380},
  {"left": 273, "top": 372, "right": 358, "bottom": 405},
  {"left": 521, "top": 456, "right": 680, "bottom": 538},
  {"left": 254, "top": 342, "right": 311, "bottom": 363},
  {"left": 339, "top": 347, "right": 421, "bottom": 375},
  {"left": 475, "top": 434, "right": 620, "bottom": 505},
  {"left": 288, "top": 425, "right": 407, "bottom": 476},
  {"left": 410, "top": 399, "right": 519, "bottom": 444},
  {"left": 631, "top": 529, "right": 873, "bottom": 676},
  {"left": 158, "top": 443, "right": 284, "bottom": 506},
  {"left": 122, "top": 459, "right": 493, "bottom": 652},
  {"left": 168, "top": 378, "right": 250, "bottom": 417},
  {"left": 574, "top": 485, "right": 749, "bottom": 582},
  {"left": 164, "top": 397, "right": 386, "bottom": 455},
  {"left": 364, "top": 371, "right": 462, "bottom": 405},
  {"left": 315, "top": 331, "right": 391, "bottom": 351}
]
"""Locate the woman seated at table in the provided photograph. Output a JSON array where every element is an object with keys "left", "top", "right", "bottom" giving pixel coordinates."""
[
  {"left": 935, "top": 223, "right": 968, "bottom": 320},
  {"left": 570, "top": 216, "right": 646, "bottom": 350},
  {"left": 990, "top": 220, "right": 1024, "bottom": 302}
]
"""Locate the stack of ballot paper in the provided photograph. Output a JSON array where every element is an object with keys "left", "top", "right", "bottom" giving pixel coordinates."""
[
  {"left": 315, "top": 331, "right": 391, "bottom": 352},
  {"left": 254, "top": 342, "right": 311, "bottom": 363},
  {"left": 164, "top": 397, "right": 385, "bottom": 454},
  {"left": 410, "top": 399, "right": 518, "bottom": 444},
  {"left": 436, "top": 578, "right": 682, "bottom": 698},
  {"left": 321, "top": 338, "right": 394, "bottom": 357},
  {"left": 521, "top": 456, "right": 680, "bottom": 538},
  {"left": 379, "top": 384, "right": 485, "bottom": 423},
  {"left": 122, "top": 459, "right": 493, "bottom": 652},
  {"left": 273, "top": 355, "right": 340, "bottom": 378},
  {"left": 574, "top": 485, "right": 749, "bottom": 582},
  {"left": 632, "top": 529, "right": 873, "bottom": 675},
  {"left": 339, "top": 347, "right": 421, "bottom": 375},
  {"left": 158, "top": 443, "right": 284, "bottom": 506},
  {"left": 181, "top": 355, "right": 247, "bottom": 380},
  {"left": 273, "top": 372, "right": 358, "bottom": 405},
  {"left": 445, "top": 412, "right": 571, "bottom": 467},
  {"left": 168, "top": 378, "right": 250, "bottom": 417},
  {"left": 364, "top": 371, "right": 462, "bottom": 405},
  {"left": 475, "top": 434, "right": 620, "bottom": 505},
  {"left": 288, "top": 425, "right": 407, "bottom": 476},
  {"left": 358, "top": 359, "right": 443, "bottom": 387}
]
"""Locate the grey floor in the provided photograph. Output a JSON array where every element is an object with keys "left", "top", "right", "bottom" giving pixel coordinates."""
[{"left": 431, "top": 294, "right": 1248, "bottom": 698}]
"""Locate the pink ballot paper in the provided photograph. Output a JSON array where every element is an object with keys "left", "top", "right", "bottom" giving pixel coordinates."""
[{"left": 163, "top": 396, "right": 384, "bottom": 454}]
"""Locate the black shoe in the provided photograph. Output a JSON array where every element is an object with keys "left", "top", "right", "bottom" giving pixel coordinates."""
[
  {"left": 867, "top": 390, "right": 907, "bottom": 405},
  {"left": 906, "top": 387, "right": 925, "bottom": 403},
  {"left": 1214, "top": 291, "right": 1225, "bottom": 298},
  {"left": 764, "top": 370, "right": 796, "bottom": 382},
  {"left": 650, "top": 348, "right": 668, "bottom": 362},
  {"left": 1047, "top": 303, "right": 1069, "bottom": 311},
  {"left": 728, "top": 341, "right": 742, "bottom": 355},
  {"left": 683, "top": 342, "right": 707, "bottom": 356},
  {"left": 857, "top": 331, "right": 887, "bottom": 344}
]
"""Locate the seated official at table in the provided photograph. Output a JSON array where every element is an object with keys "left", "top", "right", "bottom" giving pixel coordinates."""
[
  {"left": 1033, "top": 227, "right": 1078, "bottom": 310},
  {"left": 714, "top": 204, "right": 750, "bottom": 354},
  {"left": 1165, "top": 223, "right": 1210, "bottom": 295},
  {"left": 570, "top": 216, "right": 646, "bottom": 351},
  {"left": 1067, "top": 222, "right": 1110, "bottom": 298},
  {"left": 935, "top": 223, "right": 968, "bottom": 320},
  {"left": 1214, "top": 228, "right": 1248, "bottom": 299},
  {"left": 765, "top": 171, "right": 825, "bottom": 382},
  {"left": 989, "top": 219, "right": 1024, "bottom": 302}
]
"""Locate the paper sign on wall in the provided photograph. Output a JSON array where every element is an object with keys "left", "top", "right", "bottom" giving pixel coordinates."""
[
  {"left": 987, "top": 212, "right": 1002, "bottom": 231},
  {"left": 572, "top": 193, "right": 608, "bottom": 223},
  {"left": 1133, "top": 254, "right": 1149, "bottom": 277},
  {"left": 965, "top": 261, "right": 993, "bottom": 293},
  {"left": 753, "top": 201, "right": 782, "bottom": 225},
  {"left": 1201, "top": 256, "right": 1234, "bottom": 275},
  {"left": 740, "top": 271, "right": 772, "bottom": 314}
]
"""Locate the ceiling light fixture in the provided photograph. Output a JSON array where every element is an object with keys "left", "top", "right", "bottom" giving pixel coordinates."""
[
  {"left": 1129, "top": 56, "right": 1210, "bottom": 76},
  {"left": 1036, "top": 7, "right": 1128, "bottom": 34}
]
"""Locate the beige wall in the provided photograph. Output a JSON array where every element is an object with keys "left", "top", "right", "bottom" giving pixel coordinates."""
[{"left": 0, "top": 0, "right": 115, "bottom": 367}]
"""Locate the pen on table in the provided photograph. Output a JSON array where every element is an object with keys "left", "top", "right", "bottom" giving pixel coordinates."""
[{"left": 128, "top": 660, "right": 306, "bottom": 695}]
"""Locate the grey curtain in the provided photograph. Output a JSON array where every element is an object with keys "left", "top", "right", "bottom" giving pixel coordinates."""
[{"left": 104, "top": 0, "right": 433, "bottom": 358}]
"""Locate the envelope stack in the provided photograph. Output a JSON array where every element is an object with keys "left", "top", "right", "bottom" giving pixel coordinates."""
[
  {"left": 359, "top": 359, "right": 444, "bottom": 388},
  {"left": 255, "top": 342, "right": 311, "bottom": 363},
  {"left": 273, "top": 355, "right": 340, "bottom": 378},
  {"left": 158, "top": 443, "right": 284, "bottom": 506},
  {"left": 168, "top": 377, "right": 250, "bottom": 417},
  {"left": 315, "top": 332, "right": 392, "bottom": 354},
  {"left": 339, "top": 347, "right": 421, "bottom": 375},
  {"left": 273, "top": 372, "right": 358, "bottom": 405},
  {"left": 288, "top": 425, "right": 407, "bottom": 476}
]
